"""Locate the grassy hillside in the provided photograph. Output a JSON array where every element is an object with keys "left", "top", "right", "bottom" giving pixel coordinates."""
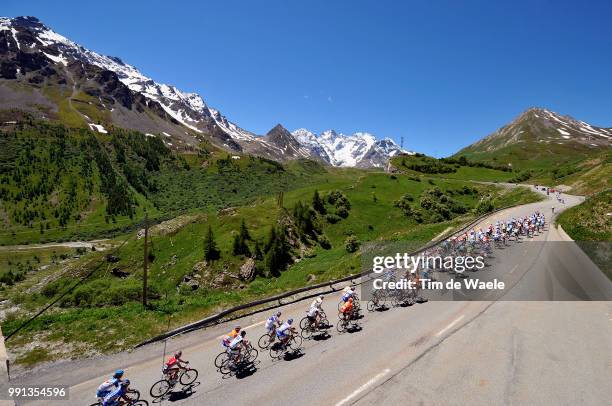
[
  {"left": 390, "top": 154, "right": 514, "bottom": 182},
  {"left": 556, "top": 190, "right": 611, "bottom": 279},
  {"left": 454, "top": 136, "right": 610, "bottom": 195},
  {"left": 0, "top": 120, "right": 328, "bottom": 245},
  {"left": 1, "top": 168, "right": 541, "bottom": 367},
  {"left": 557, "top": 190, "right": 611, "bottom": 241},
  {"left": 548, "top": 151, "right": 611, "bottom": 195},
  {"left": 457, "top": 138, "right": 601, "bottom": 172}
]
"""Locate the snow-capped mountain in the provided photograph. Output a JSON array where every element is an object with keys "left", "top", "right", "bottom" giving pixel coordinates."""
[
  {"left": 460, "top": 107, "right": 610, "bottom": 153},
  {"left": 455, "top": 107, "right": 610, "bottom": 167},
  {"left": 0, "top": 16, "right": 255, "bottom": 143},
  {"left": 0, "top": 16, "right": 411, "bottom": 167},
  {"left": 292, "top": 128, "right": 410, "bottom": 168}
]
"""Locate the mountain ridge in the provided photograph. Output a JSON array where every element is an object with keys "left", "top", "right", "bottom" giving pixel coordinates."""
[
  {"left": 0, "top": 16, "right": 407, "bottom": 168},
  {"left": 455, "top": 107, "right": 610, "bottom": 169}
]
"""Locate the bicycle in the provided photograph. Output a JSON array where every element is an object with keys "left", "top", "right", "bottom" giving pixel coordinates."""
[
  {"left": 366, "top": 290, "right": 387, "bottom": 311},
  {"left": 390, "top": 288, "right": 413, "bottom": 307},
  {"left": 219, "top": 342, "right": 259, "bottom": 374},
  {"left": 257, "top": 329, "right": 277, "bottom": 350},
  {"left": 299, "top": 311, "right": 329, "bottom": 339},
  {"left": 89, "top": 389, "right": 144, "bottom": 406},
  {"left": 336, "top": 309, "right": 358, "bottom": 333},
  {"left": 269, "top": 330, "right": 302, "bottom": 359},
  {"left": 149, "top": 365, "right": 198, "bottom": 398}
]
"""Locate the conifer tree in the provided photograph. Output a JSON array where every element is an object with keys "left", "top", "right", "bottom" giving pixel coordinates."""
[{"left": 204, "top": 225, "right": 220, "bottom": 261}]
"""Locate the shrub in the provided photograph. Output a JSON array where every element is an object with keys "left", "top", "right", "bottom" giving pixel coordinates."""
[
  {"left": 345, "top": 235, "right": 360, "bottom": 253},
  {"left": 326, "top": 213, "right": 341, "bottom": 224},
  {"left": 475, "top": 199, "right": 495, "bottom": 214},
  {"left": 336, "top": 205, "right": 349, "bottom": 219},
  {"left": 318, "top": 235, "right": 331, "bottom": 249}
]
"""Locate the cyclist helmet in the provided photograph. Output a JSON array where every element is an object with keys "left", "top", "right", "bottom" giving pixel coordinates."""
[
  {"left": 174, "top": 351, "right": 182, "bottom": 358},
  {"left": 276, "top": 311, "right": 281, "bottom": 317},
  {"left": 240, "top": 330, "right": 246, "bottom": 337},
  {"left": 316, "top": 297, "right": 323, "bottom": 304},
  {"left": 121, "top": 379, "right": 130, "bottom": 386},
  {"left": 234, "top": 325, "right": 241, "bottom": 331},
  {"left": 113, "top": 369, "right": 124, "bottom": 378},
  {"left": 288, "top": 318, "right": 293, "bottom": 324}
]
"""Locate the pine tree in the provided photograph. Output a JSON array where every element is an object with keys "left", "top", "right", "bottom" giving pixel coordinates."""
[
  {"left": 232, "top": 234, "right": 242, "bottom": 256},
  {"left": 239, "top": 218, "right": 251, "bottom": 241},
  {"left": 253, "top": 240, "right": 263, "bottom": 260},
  {"left": 204, "top": 225, "right": 220, "bottom": 261},
  {"left": 312, "top": 190, "right": 326, "bottom": 214},
  {"left": 264, "top": 226, "right": 277, "bottom": 252},
  {"left": 232, "top": 233, "right": 251, "bottom": 257},
  {"left": 264, "top": 225, "right": 291, "bottom": 277}
]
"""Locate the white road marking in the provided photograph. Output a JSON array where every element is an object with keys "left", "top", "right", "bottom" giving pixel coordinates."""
[
  {"left": 509, "top": 264, "right": 519, "bottom": 274},
  {"left": 335, "top": 368, "right": 391, "bottom": 406},
  {"left": 216, "top": 320, "right": 266, "bottom": 339},
  {"left": 435, "top": 315, "right": 465, "bottom": 337}
]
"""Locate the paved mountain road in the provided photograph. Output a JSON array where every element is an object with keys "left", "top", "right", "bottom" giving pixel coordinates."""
[{"left": 14, "top": 188, "right": 612, "bottom": 406}]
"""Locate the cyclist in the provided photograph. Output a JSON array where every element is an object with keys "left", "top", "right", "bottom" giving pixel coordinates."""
[
  {"left": 163, "top": 351, "right": 189, "bottom": 382},
  {"left": 264, "top": 312, "right": 282, "bottom": 343},
  {"left": 276, "top": 318, "right": 295, "bottom": 346},
  {"left": 340, "top": 297, "right": 354, "bottom": 321},
  {"left": 341, "top": 286, "right": 355, "bottom": 302},
  {"left": 102, "top": 379, "right": 130, "bottom": 406},
  {"left": 96, "top": 369, "right": 124, "bottom": 399},
  {"left": 222, "top": 325, "right": 241, "bottom": 348},
  {"left": 307, "top": 296, "right": 324, "bottom": 329},
  {"left": 229, "top": 330, "right": 249, "bottom": 363}
]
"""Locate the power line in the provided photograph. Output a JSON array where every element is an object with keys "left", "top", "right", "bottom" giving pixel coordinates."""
[{"left": 4, "top": 230, "right": 135, "bottom": 341}]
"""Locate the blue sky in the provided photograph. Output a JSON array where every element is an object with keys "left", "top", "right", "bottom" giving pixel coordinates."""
[{"left": 3, "top": 0, "right": 611, "bottom": 156}]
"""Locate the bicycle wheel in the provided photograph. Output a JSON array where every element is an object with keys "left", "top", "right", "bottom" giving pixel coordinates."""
[
  {"left": 320, "top": 316, "right": 330, "bottom": 328},
  {"left": 246, "top": 347, "right": 259, "bottom": 362},
  {"left": 269, "top": 343, "right": 284, "bottom": 359},
  {"left": 301, "top": 324, "right": 313, "bottom": 339},
  {"left": 367, "top": 300, "right": 376, "bottom": 312},
  {"left": 336, "top": 319, "right": 347, "bottom": 333},
  {"left": 149, "top": 379, "right": 171, "bottom": 398},
  {"left": 126, "top": 389, "right": 140, "bottom": 401},
  {"left": 180, "top": 368, "right": 198, "bottom": 385},
  {"left": 258, "top": 333, "right": 272, "bottom": 350},
  {"left": 219, "top": 357, "right": 234, "bottom": 375},
  {"left": 299, "top": 316, "right": 310, "bottom": 330},
  {"left": 131, "top": 401, "right": 149, "bottom": 406},
  {"left": 289, "top": 334, "right": 302, "bottom": 351},
  {"left": 214, "top": 351, "right": 229, "bottom": 369}
]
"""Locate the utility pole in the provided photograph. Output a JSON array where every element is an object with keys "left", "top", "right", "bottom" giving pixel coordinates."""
[{"left": 143, "top": 212, "right": 148, "bottom": 307}]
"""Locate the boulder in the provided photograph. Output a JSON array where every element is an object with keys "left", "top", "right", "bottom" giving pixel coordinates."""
[{"left": 239, "top": 258, "right": 257, "bottom": 281}]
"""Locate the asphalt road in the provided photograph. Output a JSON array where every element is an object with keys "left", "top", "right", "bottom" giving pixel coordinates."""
[{"left": 13, "top": 188, "right": 612, "bottom": 406}]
